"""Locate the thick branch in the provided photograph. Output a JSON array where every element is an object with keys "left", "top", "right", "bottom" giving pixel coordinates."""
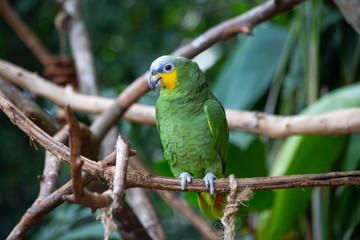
[
  {"left": 225, "top": 109, "right": 360, "bottom": 138},
  {"left": 2, "top": 59, "right": 360, "bottom": 138},
  {"left": 2, "top": 88, "right": 360, "bottom": 194},
  {"left": 126, "top": 170, "right": 360, "bottom": 193}
]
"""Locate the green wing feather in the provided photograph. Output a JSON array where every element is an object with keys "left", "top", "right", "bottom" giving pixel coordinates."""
[
  {"left": 203, "top": 97, "right": 229, "bottom": 168},
  {"left": 197, "top": 97, "right": 229, "bottom": 219}
]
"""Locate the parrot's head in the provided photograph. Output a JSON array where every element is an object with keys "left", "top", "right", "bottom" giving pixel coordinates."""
[{"left": 148, "top": 55, "right": 203, "bottom": 92}]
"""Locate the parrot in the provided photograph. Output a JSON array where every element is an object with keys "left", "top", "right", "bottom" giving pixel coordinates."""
[{"left": 147, "top": 55, "right": 229, "bottom": 219}]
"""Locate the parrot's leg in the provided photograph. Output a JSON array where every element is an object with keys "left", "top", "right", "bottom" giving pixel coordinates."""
[
  {"left": 178, "top": 172, "right": 193, "bottom": 190},
  {"left": 203, "top": 173, "right": 218, "bottom": 199}
]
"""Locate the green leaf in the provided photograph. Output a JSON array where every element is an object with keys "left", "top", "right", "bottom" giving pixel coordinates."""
[
  {"left": 259, "top": 83, "right": 360, "bottom": 240},
  {"left": 212, "top": 23, "right": 287, "bottom": 110}
]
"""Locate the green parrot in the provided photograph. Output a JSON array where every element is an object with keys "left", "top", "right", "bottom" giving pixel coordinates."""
[{"left": 148, "top": 55, "right": 229, "bottom": 219}]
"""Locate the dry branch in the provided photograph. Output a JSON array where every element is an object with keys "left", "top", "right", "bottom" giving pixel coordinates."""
[
  {"left": 126, "top": 170, "right": 360, "bottom": 193},
  {"left": 172, "top": 0, "right": 305, "bottom": 58},
  {"left": 2, "top": 89, "right": 360, "bottom": 195},
  {"left": 2, "top": 58, "right": 360, "bottom": 138},
  {"left": 63, "top": 106, "right": 113, "bottom": 211},
  {"left": 113, "top": 135, "right": 131, "bottom": 210}
]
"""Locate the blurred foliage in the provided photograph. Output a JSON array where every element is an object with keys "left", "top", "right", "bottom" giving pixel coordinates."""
[{"left": 0, "top": 0, "right": 360, "bottom": 239}]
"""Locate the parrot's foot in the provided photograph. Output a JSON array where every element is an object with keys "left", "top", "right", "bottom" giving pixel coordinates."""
[
  {"left": 204, "top": 173, "right": 218, "bottom": 199},
  {"left": 179, "top": 172, "right": 193, "bottom": 190}
]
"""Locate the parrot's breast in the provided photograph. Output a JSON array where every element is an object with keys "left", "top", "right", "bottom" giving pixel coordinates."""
[{"left": 156, "top": 99, "right": 219, "bottom": 179}]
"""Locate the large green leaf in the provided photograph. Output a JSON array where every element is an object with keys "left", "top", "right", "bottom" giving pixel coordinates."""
[
  {"left": 258, "top": 83, "right": 360, "bottom": 240},
  {"left": 212, "top": 23, "right": 287, "bottom": 110}
]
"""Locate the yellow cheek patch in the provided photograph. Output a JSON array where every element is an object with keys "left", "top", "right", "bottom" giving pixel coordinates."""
[{"left": 159, "top": 69, "right": 177, "bottom": 90}]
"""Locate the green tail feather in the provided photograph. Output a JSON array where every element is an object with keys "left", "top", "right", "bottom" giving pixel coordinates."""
[{"left": 197, "top": 192, "right": 227, "bottom": 219}]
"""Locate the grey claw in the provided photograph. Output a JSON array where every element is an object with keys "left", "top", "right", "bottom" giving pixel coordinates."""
[
  {"left": 204, "top": 173, "right": 218, "bottom": 199},
  {"left": 179, "top": 172, "right": 193, "bottom": 190}
]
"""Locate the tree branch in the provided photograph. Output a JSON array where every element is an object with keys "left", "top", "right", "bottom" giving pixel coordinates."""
[
  {"left": 113, "top": 135, "right": 131, "bottom": 210},
  {"left": 172, "top": 0, "right": 305, "bottom": 58},
  {"left": 127, "top": 170, "right": 360, "bottom": 193},
  {"left": 62, "top": 106, "right": 114, "bottom": 211},
  {"left": 2, "top": 87, "right": 360, "bottom": 195},
  {"left": 2, "top": 58, "right": 360, "bottom": 138},
  {"left": 39, "top": 128, "right": 68, "bottom": 198},
  {"left": 2, "top": 87, "right": 360, "bottom": 197}
]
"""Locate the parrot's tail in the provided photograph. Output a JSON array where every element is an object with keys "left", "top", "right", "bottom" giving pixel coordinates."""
[{"left": 197, "top": 192, "right": 227, "bottom": 219}]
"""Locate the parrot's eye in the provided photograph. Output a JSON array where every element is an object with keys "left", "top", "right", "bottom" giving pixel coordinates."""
[{"left": 164, "top": 64, "right": 173, "bottom": 72}]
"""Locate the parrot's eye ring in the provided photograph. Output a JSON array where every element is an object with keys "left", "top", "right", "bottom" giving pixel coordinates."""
[{"left": 164, "top": 64, "right": 173, "bottom": 72}]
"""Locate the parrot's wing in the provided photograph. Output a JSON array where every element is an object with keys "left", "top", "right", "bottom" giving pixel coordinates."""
[{"left": 204, "top": 98, "right": 229, "bottom": 165}]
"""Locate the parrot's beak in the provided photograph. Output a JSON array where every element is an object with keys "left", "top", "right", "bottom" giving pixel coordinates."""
[{"left": 148, "top": 72, "right": 164, "bottom": 91}]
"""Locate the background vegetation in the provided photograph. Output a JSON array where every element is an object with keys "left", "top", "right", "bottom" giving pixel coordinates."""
[{"left": 0, "top": 0, "right": 359, "bottom": 239}]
